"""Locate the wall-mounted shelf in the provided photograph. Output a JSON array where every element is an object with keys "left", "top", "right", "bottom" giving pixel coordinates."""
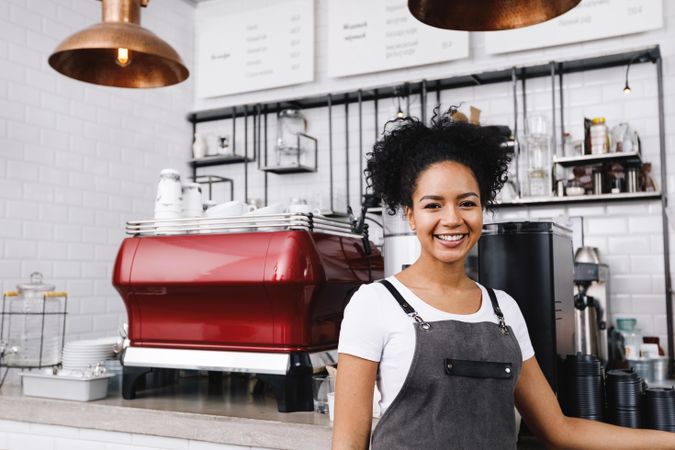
[
  {"left": 553, "top": 151, "right": 643, "bottom": 168},
  {"left": 189, "top": 154, "right": 255, "bottom": 168},
  {"left": 493, "top": 191, "right": 661, "bottom": 208},
  {"left": 259, "top": 133, "right": 318, "bottom": 175},
  {"left": 259, "top": 164, "right": 316, "bottom": 174}
]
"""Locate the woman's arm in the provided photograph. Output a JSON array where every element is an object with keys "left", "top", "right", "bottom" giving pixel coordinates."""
[
  {"left": 515, "top": 356, "right": 675, "bottom": 449},
  {"left": 331, "top": 353, "right": 379, "bottom": 450}
]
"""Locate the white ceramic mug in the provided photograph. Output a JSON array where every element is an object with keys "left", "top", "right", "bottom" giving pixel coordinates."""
[
  {"left": 182, "top": 183, "right": 203, "bottom": 218},
  {"left": 249, "top": 203, "right": 286, "bottom": 215}
]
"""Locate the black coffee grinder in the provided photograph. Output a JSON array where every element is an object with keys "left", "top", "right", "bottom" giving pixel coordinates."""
[{"left": 478, "top": 221, "right": 575, "bottom": 393}]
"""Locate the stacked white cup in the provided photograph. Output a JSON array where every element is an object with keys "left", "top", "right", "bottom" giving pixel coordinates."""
[
  {"left": 155, "top": 169, "right": 182, "bottom": 218},
  {"left": 155, "top": 169, "right": 182, "bottom": 234}
]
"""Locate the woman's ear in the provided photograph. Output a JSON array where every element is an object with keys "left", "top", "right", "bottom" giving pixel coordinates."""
[{"left": 404, "top": 206, "right": 416, "bottom": 231}]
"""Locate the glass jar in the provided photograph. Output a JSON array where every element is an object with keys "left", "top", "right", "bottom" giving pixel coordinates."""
[
  {"left": 2, "top": 273, "right": 65, "bottom": 367},
  {"left": 275, "top": 109, "right": 307, "bottom": 166},
  {"left": 615, "top": 318, "right": 642, "bottom": 361}
]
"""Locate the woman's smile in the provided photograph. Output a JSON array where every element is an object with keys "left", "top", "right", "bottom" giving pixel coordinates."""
[{"left": 434, "top": 233, "right": 467, "bottom": 244}]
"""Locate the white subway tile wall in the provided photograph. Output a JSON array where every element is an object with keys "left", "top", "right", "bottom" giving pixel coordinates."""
[
  {"left": 0, "top": 0, "right": 195, "bottom": 370},
  {"left": 0, "top": 0, "right": 674, "bottom": 372}
]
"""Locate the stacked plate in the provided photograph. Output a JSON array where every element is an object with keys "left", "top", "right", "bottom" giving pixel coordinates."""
[{"left": 61, "top": 337, "right": 118, "bottom": 371}]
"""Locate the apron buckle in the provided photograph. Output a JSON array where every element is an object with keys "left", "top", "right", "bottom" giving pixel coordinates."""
[{"left": 410, "top": 312, "right": 431, "bottom": 330}]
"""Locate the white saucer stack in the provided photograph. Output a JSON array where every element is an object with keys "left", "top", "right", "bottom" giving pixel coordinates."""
[{"left": 61, "top": 337, "right": 118, "bottom": 371}]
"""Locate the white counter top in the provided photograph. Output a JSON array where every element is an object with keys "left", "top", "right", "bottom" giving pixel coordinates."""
[
  {"left": 0, "top": 373, "right": 332, "bottom": 450},
  {"left": 0, "top": 372, "right": 551, "bottom": 449}
]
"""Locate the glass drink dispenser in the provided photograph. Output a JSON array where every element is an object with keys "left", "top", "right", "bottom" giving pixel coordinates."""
[
  {"left": 1, "top": 273, "right": 67, "bottom": 369},
  {"left": 522, "top": 115, "right": 553, "bottom": 197}
]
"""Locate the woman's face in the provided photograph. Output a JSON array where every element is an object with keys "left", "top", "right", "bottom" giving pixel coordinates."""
[{"left": 404, "top": 161, "right": 483, "bottom": 267}]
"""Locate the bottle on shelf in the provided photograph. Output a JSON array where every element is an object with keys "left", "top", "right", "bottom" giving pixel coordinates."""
[
  {"left": 562, "top": 132, "right": 580, "bottom": 157},
  {"left": 192, "top": 133, "right": 207, "bottom": 159},
  {"left": 590, "top": 117, "right": 610, "bottom": 154}
]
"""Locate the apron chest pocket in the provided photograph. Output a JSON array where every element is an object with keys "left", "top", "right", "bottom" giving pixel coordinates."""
[{"left": 444, "top": 359, "right": 513, "bottom": 379}]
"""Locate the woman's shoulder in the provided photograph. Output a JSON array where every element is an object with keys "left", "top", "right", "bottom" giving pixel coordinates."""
[
  {"left": 346, "top": 280, "right": 392, "bottom": 310},
  {"left": 346, "top": 278, "right": 412, "bottom": 317},
  {"left": 476, "top": 283, "right": 523, "bottom": 316}
]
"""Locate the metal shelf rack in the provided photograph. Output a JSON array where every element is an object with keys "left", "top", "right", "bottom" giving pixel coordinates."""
[{"left": 186, "top": 45, "right": 671, "bottom": 372}]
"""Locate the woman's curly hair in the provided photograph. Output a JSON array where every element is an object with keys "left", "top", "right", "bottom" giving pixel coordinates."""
[{"left": 365, "top": 108, "right": 512, "bottom": 214}]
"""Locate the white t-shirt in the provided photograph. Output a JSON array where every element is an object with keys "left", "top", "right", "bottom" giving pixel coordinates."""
[{"left": 337, "top": 276, "right": 535, "bottom": 414}]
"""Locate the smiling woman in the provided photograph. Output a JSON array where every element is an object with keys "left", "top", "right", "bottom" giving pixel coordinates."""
[
  {"left": 331, "top": 111, "right": 675, "bottom": 450},
  {"left": 405, "top": 161, "right": 484, "bottom": 270}
]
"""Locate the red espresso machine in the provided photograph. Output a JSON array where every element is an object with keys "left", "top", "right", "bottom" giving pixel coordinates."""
[{"left": 113, "top": 213, "right": 382, "bottom": 411}]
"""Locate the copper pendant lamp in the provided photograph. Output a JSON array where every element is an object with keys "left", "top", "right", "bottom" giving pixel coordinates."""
[
  {"left": 408, "top": 0, "right": 581, "bottom": 32},
  {"left": 48, "top": 0, "right": 189, "bottom": 88}
]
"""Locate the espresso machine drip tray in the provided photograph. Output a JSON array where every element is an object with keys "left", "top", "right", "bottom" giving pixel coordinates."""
[{"left": 122, "top": 347, "right": 337, "bottom": 375}]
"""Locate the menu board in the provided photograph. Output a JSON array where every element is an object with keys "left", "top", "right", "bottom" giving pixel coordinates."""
[
  {"left": 195, "top": 0, "right": 314, "bottom": 98},
  {"left": 327, "top": 0, "right": 469, "bottom": 78},
  {"left": 484, "top": 0, "right": 663, "bottom": 55}
]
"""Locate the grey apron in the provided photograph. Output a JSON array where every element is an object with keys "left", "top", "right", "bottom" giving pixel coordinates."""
[{"left": 371, "top": 280, "right": 523, "bottom": 450}]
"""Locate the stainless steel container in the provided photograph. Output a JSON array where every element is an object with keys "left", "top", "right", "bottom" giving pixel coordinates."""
[
  {"left": 382, "top": 208, "right": 419, "bottom": 277},
  {"left": 653, "top": 357, "right": 669, "bottom": 382},
  {"left": 593, "top": 171, "right": 603, "bottom": 195},
  {"left": 628, "top": 358, "right": 655, "bottom": 383},
  {"left": 627, "top": 167, "right": 639, "bottom": 193}
]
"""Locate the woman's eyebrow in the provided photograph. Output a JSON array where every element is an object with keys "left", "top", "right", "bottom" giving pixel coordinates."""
[
  {"left": 419, "top": 192, "right": 479, "bottom": 201},
  {"left": 419, "top": 195, "right": 444, "bottom": 201}
]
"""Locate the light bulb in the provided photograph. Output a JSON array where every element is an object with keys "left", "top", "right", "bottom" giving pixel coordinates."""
[
  {"left": 116, "top": 48, "right": 131, "bottom": 67},
  {"left": 396, "top": 108, "right": 405, "bottom": 119},
  {"left": 623, "top": 83, "right": 631, "bottom": 94}
]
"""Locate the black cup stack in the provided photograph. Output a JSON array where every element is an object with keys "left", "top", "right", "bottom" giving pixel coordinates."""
[
  {"left": 606, "top": 368, "right": 645, "bottom": 428},
  {"left": 644, "top": 387, "right": 675, "bottom": 432},
  {"left": 563, "top": 353, "right": 605, "bottom": 421}
]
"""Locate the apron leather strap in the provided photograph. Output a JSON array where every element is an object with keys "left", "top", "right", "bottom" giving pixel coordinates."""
[
  {"left": 486, "top": 287, "right": 510, "bottom": 335},
  {"left": 378, "top": 279, "right": 416, "bottom": 314},
  {"left": 378, "top": 279, "right": 509, "bottom": 334},
  {"left": 378, "top": 279, "right": 431, "bottom": 330}
]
